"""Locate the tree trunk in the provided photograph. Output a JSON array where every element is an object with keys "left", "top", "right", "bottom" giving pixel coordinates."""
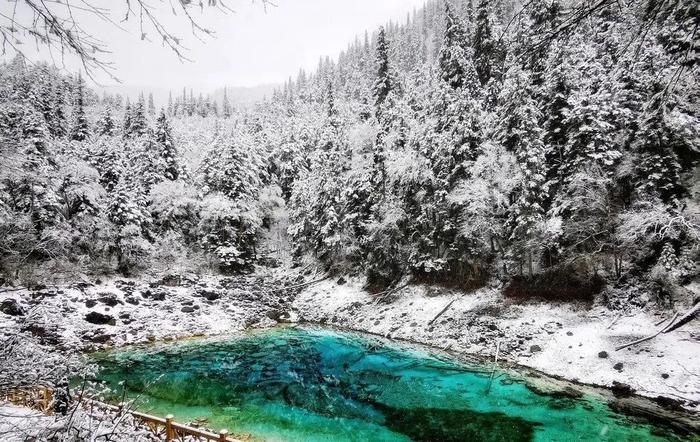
[{"left": 663, "top": 302, "right": 700, "bottom": 334}]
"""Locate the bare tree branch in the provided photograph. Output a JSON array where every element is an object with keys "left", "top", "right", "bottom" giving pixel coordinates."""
[{"left": 0, "top": 0, "right": 274, "bottom": 82}]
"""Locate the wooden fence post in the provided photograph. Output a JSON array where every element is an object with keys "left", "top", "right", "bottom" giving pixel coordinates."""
[
  {"left": 219, "top": 429, "right": 229, "bottom": 442},
  {"left": 42, "top": 387, "right": 50, "bottom": 412},
  {"left": 165, "top": 414, "right": 175, "bottom": 441}
]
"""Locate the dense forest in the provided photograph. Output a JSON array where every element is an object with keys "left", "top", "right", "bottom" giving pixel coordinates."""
[{"left": 0, "top": 0, "right": 698, "bottom": 305}]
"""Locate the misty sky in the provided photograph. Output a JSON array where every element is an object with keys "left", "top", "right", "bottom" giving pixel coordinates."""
[{"left": 6, "top": 0, "right": 426, "bottom": 93}]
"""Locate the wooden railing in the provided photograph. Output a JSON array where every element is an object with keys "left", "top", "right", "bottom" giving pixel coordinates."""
[
  {"left": 2, "top": 386, "right": 241, "bottom": 442},
  {"left": 2, "top": 385, "right": 53, "bottom": 413}
]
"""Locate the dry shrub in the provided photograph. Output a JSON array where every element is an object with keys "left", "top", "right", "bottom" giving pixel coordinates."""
[{"left": 503, "top": 266, "right": 605, "bottom": 303}]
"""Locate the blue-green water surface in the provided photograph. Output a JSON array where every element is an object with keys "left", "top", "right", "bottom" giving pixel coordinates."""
[{"left": 92, "top": 327, "right": 685, "bottom": 442}]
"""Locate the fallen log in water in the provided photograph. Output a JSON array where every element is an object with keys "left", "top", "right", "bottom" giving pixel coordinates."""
[{"left": 485, "top": 340, "right": 501, "bottom": 395}]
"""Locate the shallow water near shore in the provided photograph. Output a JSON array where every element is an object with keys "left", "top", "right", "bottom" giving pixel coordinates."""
[{"left": 92, "top": 326, "right": 686, "bottom": 442}]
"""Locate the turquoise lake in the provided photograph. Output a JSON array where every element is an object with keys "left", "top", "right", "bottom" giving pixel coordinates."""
[{"left": 92, "top": 326, "right": 687, "bottom": 442}]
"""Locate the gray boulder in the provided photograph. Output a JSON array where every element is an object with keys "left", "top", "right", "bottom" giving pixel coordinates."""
[
  {"left": 0, "top": 299, "right": 24, "bottom": 316},
  {"left": 84, "top": 312, "right": 115, "bottom": 325}
]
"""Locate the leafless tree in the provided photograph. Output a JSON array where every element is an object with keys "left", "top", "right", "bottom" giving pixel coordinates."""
[{"left": 0, "top": 0, "right": 275, "bottom": 81}]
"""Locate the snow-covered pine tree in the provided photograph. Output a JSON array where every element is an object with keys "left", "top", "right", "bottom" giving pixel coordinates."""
[
  {"left": 128, "top": 96, "right": 148, "bottom": 138},
  {"left": 372, "top": 26, "right": 398, "bottom": 121},
  {"left": 560, "top": 67, "right": 620, "bottom": 182},
  {"left": 201, "top": 129, "right": 264, "bottom": 201},
  {"left": 498, "top": 65, "right": 548, "bottom": 275},
  {"left": 371, "top": 26, "right": 398, "bottom": 192},
  {"left": 137, "top": 134, "right": 164, "bottom": 191},
  {"left": 317, "top": 81, "right": 350, "bottom": 172},
  {"left": 525, "top": 0, "right": 562, "bottom": 87},
  {"left": 95, "top": 109, "right": 116, "bottom": 137},
  {"left": 33, "top": 70, "right": 67, "bottom": 138},
  {"left": 167, "top": 91, "right": 174, "bottom": 117},
  {"left": 222, "top": 87, "right": 232, "bottom": 119},
  {"left": 110, "top": 179, "right": 147, "bottom": 227},
  {"left": 197, "top": 93, "right": 206, "bottom": 117},
  {"left": 50, "top": 85, "right": 67, "bottom": 138},
  {"left": 33, "top": 69, "right": 54, "bottom": 132},
  {"left": 439, "top": 3, "right": 477, "bottom": 91},
  {"left": 472, "top": 0, "right": 506, "bottom": 105},
  {"left": 122, "top": 101, "right": 132, "bottom": 137},
  {"left": 92, "top": 138, "right": 122, "bottom": 192},
  {"left": 188, "top": 89, "right": 195, "bottom": 116},
  {"left": 154, "top": 108, "right": 179, "bottom": 181},
  {"left": 70, "top": 73, "right": 90, "bottom": 142},
  {"left": 19, "top": 108, "right": 51, "bottom": 166},
  {"left": 108, "top": 178, "right": 152, "bottom": 273},
  {"left": 632, "top": 93, "right": 685, "bottom": 205},
  {"left": 147, "top": 92, "right": 156, "bottom": 116},
  {"left": 430, "top": 3, "right": 482, "bottom": 187},
  {"left": 540, "top": 47, "right": 571, "bottom": 209}
]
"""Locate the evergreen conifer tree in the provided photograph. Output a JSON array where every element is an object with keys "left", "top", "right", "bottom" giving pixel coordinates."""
[
  {"left": 499, "top": 66, "right": 548, "bottom": 273},
  {"left": 430, "top": 3, "right": 482, "bottom": 186},
  {"left": 96, "top": 108, "right": 115, "bottom": 136},
  {"left": 372, "top": 27, "right": 397, "bottom": 121},
  {"left": 70, "top": 73, "right": 90, "bottom": 141},
  {"left": 122, "top": 99, "right": 132, "bottom": 136},
  {"left": 128, "top": 97, "right": 148, "bottom": 137},
  {"left": 632, "top": 94, "right": 685, "bottom": 205},
  {"left": 472, "top": 0, "right": 506, "bottom": 106},
  {"left": 222, "top": 87, "right": 232, "bottom": 119},
  {"left": 155, "top": 108, "right": 179, "bottom": 181},
  {"left": 167, "top": 91, "right": 174, "bottom": 117},
  {"left": 51, "top": 87, "right": 67, "bottom": 138},
  {"left": 147, "top": 92, "right": 156, "bottom": 115}
]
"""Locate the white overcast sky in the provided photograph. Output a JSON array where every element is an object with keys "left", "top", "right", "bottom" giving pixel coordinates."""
[{"left": 6, "top": 0, "right": 425, "bottom": 92}]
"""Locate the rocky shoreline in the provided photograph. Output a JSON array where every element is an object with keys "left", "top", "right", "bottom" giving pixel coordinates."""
[
  {"left": 284, "top": 321, "right": 700, "bottom": 438},
  {"left": 1, "top": 270, "right": 698, "bottom": 438},
  {"left": 291, "top": 277, "right": 700, "bottom": 412},
  {"left": 0, "top": 271, "right": 301, "bottom": 352}
]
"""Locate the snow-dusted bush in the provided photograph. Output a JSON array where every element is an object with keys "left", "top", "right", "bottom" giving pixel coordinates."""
[
  {"left": 54, "top": 157, "right": 105, "bottom": 219},
  {"left": 453, "top": 143, "right": 520, "bottom": 270},
  {"left": 363, "top": 201, "right": 410, "bottom": 287},
  {"left": 617, "top": 197, "right": 699, "bottom": 272},
  {"left": 148, "top": 181, "right": 201, "bottom": 242},
  {"left": 114, "top": 224, "right": 153, "bottom": 274},
  {"left": 150, "top": 232, "right": 208, "bottom": 275},
  {"left": 198, "top": 193, "right": 262, "bottom": 273}
]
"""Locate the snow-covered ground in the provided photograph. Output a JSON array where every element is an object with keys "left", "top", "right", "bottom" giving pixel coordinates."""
[
  {"left": 0, "top": 405, "right": 52, "bottom": 442},
  {"left": 0, "top": 272, "right": 292, "bottom": 353},
  {"left": 293, "top": 277, "right": 700, "bottom": 410},
  {"left": 1, "top": 270, "right": 698, "bottom": 440},
  {"left": 0, "top": 272, "right": 294, "bottom": 441},
  {"left": 0, "top": 402, "right": 169, "bottom": 442}
]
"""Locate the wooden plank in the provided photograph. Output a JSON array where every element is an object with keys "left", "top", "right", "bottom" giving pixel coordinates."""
[
  {"left": 171, "top": 422, "right": 220, "bottom": 439},
  {"left": 5, "top": 385, "right": 243, "bottom": 441},
  {"left": 132, "top": 410, "right": 168, "bottom": 425}
]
